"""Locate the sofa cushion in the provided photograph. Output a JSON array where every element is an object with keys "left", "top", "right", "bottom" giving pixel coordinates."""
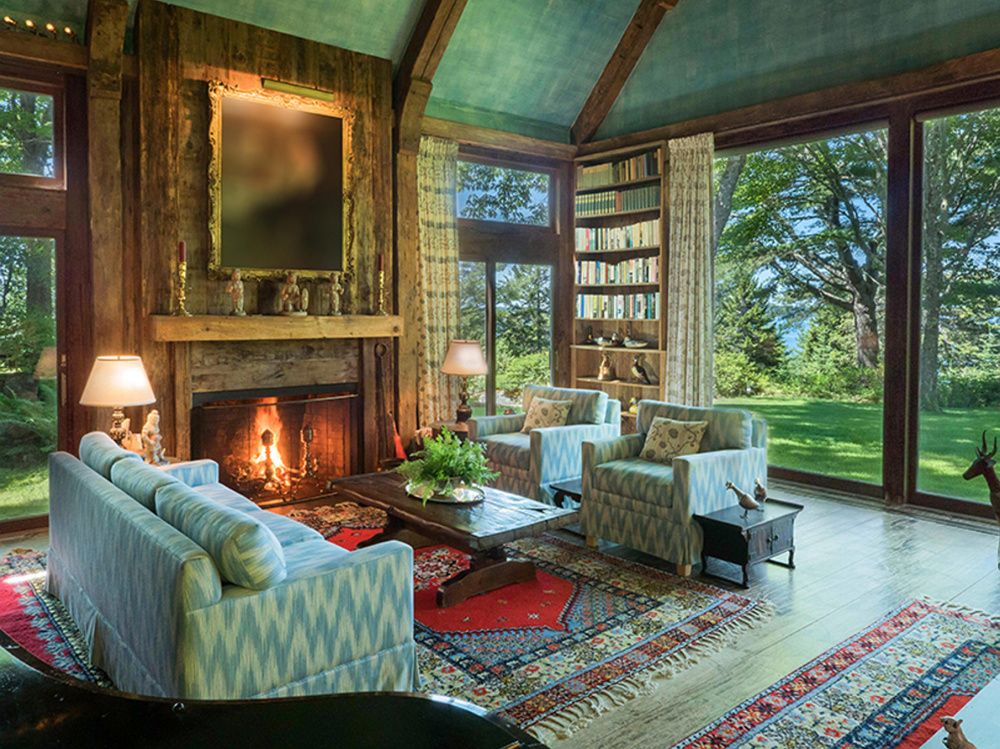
[
  {"left": 483, "top": 433, "right": 531, "bottom": 470},
  {"left": 79, "top": 431, "right": 142, "bottom": 480},
  {"left": 592, "top": 457, "right": 674, "bottom": 507},
  {"left": 639, "top": 418, "right": 707, "bottom": 465},
  {"left": 246, "top": 509, "right": 324, "bottom": 547},
  {"left": 522, "top": 385, "right": 607, "bottom": 426},
  {"left": 156, "top": 483, "right": 287, "bottom": 590},
  {"left": 110, "top": 458, "right": 182, "bottom": 512},
  {"left": 194, "top": 482, "right": 262, "bottom": 513}
]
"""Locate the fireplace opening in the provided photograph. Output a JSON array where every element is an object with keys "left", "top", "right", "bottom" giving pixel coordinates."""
[{"left": 192, "top": 384, "right": 359, "bottom": 506}]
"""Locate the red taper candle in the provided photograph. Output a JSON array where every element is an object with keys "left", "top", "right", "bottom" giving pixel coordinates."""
[
  {"left": 178, "top": 241, "right": 187, "bottom": 264},
  {"left": 378, "top": 253, "right": 384, "bottom": 272}
]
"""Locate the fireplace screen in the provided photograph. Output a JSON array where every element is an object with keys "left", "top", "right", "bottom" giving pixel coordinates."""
[{"left": 193, "top": 390, "right": 358, "bottom": 504}]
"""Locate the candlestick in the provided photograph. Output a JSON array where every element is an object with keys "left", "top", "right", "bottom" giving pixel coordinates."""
[
  {"left": 174, "top": 260, "right": 192, "bottom": 317},
  {"left": 375, "top": 269, "right": 389, "bottom": 316}
]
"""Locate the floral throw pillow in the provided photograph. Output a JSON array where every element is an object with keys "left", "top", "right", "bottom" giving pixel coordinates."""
[
  {"left": 520, "top": 397, "right": 573, "bottom": 433},
  {"left": 639, "top": 417, "right": 708, "bottom": 464}
]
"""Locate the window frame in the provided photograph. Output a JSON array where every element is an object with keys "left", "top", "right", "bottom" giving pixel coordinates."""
[{"left": 0, "top": 74, "right": 65, "bottom": 190}]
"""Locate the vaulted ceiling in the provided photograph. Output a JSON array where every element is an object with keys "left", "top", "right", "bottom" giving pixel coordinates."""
[{"left": 4, "top": 0, "right": 1000, "bottom": 145}]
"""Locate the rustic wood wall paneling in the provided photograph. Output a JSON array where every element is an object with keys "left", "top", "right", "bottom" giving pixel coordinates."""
[{"left": 360, "top": 340, "right": 378, "bottom": 472}]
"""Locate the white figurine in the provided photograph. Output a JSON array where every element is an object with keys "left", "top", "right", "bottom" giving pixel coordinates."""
[
  {"left": 329, "top": 271, "right": 344, "bottom": 316},
  {"left": 141, "top": 409, "right": 167, "bottom": 466},
  {"left": 225, "top": 268, "right": 246, "bottom": 316},
  {"left": 279, "top": 271, "right": 308, "bottom": 316}
]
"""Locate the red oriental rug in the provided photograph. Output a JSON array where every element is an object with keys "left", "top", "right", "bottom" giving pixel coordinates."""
[{"left": 670, "top": 599, "right": 1000, "bottom": 749}]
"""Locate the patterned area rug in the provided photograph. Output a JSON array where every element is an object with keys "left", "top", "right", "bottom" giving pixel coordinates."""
[
  {"left": 287, "top": 502, "right": 387, "bottom": 550},
  {"left": 671, "top": 599, "right": 1000, "bottom": 748}
]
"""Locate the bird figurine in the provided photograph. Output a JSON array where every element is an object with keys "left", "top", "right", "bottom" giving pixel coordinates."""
[
  {"left": 631, "top": 355, "right": 651, "bottom": 384},
  {"left": 627, "top": 397, "right": 639, "bottom": 414},
  {"left": 584, "top": 325, "right": 595, "bottom": 345},
  {"left": 726, "top": 481, "right": 759, "bottom": 518},
  {"left": 753, "top": 478, "right": 767, "bottom": 511}
]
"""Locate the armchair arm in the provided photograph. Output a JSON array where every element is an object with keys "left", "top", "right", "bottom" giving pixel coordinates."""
[
  {"left": 160, "top": 459, "right": 219, "bottom": 487},
  {"left": 530, "top": 423, "right": 619, "bottom": 485},
  {"left": 671, "top": 447, "right": 768, "bottom": 519},
  {"left": 469, "top": 414, "right": 525, "bottom": 441}
]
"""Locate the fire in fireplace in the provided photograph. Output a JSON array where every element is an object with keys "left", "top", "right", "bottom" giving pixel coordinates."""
[{"left": 192, "top": 386, "right": 359, "bottom": 505}]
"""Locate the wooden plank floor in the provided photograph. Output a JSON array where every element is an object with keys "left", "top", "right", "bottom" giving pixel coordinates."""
[
  {"left": 2, "top": 481, "right": 998, "bottom": 748},
  {"left": 547, "top": 481, "right": 1000, "bottom": 748}
]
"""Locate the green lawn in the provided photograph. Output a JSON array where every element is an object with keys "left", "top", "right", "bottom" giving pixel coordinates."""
[
  {"left": 0, "top": 465, "right": 49, "bottom": 521},
  {"left": 717, "top": 395, "right": 999, "bottom": 504}
]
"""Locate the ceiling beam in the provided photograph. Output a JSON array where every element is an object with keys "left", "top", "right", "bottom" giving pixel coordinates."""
[
  {"left": 393, "top": 0, "right": 468, "bottom": 153},
  {"left": 571, "top": 0, "right": 677, "bottom": 145}
]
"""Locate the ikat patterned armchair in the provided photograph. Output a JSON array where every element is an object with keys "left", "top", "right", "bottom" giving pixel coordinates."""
[
  {"left": 469, "top": 384, "right": 621, "bottom": 505},
  {"left": 580, "top": 400, "right": 767, "bottom": 574}
]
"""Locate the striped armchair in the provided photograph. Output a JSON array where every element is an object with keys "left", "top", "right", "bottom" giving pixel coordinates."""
[
  {"left": 580, "top": 400, "right": 767, "bottom": 575},
  {"left": 469, "top": 385, "right": 621, "bottom": 505}
]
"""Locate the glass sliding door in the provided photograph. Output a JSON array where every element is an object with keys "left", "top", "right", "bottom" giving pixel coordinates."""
[
  {"left": 459, "top": 260, "right": 488, "bottom": 417},
  {"left": 917, "top": 107, "right": 1000, "bottom": 504},
  {"left": 713, "top": 126, "right": 888, "bottom": 487},
  {"left": 495, "top": 263, "right": 552, "bottom": 413},
  {"left": 0, "top": 235, "right": 57, "bottom": 521}
]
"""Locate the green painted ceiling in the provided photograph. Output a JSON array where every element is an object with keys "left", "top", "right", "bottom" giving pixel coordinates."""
[
  {"left": 5, "top": 0, "right": 1000, "bottom": 144},
  {"left": 598, "top": 0, "right": 1000, "bottom": 140}
]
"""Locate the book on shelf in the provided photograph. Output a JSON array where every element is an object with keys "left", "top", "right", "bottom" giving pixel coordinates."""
[
  {"left": 575, "top": 255, "right": 659, "bottom": 285},
  {"left": 575, "top": 219, "right": 660, "bottom": 251},
  {"left": 576, "top": 292, "right": 660, "bottom": 320},
  {"left": 575, "top": 184, "right": 659, "bottom": 216},
  {"left": 577, "top": 149, "right": 660, "bottom": 190}
]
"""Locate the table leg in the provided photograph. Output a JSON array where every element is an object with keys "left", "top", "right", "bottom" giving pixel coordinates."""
[
  {"left": 741, "top": 564, "right": 749, "bottom": 588},
  {"left": 553, "top": 490, "right": 566, "bottom": 509},
  {"left": 436, "top": 547, "right": 537, "bottom": 608}
]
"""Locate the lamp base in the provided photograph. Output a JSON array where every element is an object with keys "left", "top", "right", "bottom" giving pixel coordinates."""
[{"left": 109, "top": 407, "right": 128, "bottom": 446}]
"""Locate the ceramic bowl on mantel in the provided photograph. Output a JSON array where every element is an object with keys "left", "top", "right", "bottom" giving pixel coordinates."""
[{"left": 405, "top": 479, "right": 486, "bottom": 504}]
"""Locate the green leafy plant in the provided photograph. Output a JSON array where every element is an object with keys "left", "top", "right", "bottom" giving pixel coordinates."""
[{"left": 396, "top": 428, "right": 497, "bottom": 502}]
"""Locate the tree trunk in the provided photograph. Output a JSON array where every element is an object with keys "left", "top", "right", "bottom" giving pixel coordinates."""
[
  {"left": 712, "top": 155, "right": 745, "bottom": 259},
  {"left": 919, "top": 120, "right": 947, "bottom": 412},
  {"left": 852, "top": 291, "right": 880, "bottom": 368}
]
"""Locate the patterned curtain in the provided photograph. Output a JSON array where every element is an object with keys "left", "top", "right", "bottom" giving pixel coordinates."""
[
  {"left": 415, "top": 136, "right": 461, "bottom": 429},
  {"left": 665, "top": 132, "right": 714, "bottom": 407}
]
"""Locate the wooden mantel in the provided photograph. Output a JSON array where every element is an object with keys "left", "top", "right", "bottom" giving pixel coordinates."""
[{"left": 148, "top": 314, "right": 403, "bottom": 342}]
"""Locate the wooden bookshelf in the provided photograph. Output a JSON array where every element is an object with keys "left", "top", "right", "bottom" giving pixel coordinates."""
[{"left": 571, "top": 142, "right": 668, "bottom": 426}]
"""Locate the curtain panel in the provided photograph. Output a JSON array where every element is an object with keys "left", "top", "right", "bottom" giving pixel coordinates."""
[
  {"left": 665, "top": 132, "right": 715, "bottom": 407},
  {"left": 415, "top": 136, "right": 461, "bottom": 429}
]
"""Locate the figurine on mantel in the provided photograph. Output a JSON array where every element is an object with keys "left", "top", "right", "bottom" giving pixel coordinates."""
[
  {"left": 141, "top": 410, "right": 167, "bottom": 466},
  {"left": 279, "top": 271, "right": 309, "bottom": 316},
  {"left": 225, "top": 268, "right": 246, "bottom": 316},
  {"left": 328, "top": 271, "right": 344, "bottom": 316}
]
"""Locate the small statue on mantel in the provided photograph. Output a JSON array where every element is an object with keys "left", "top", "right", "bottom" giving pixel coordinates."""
[
  {"left": 279, "top": 271, "right": 309, "bottom": 316},
  {"left": 225, "top": 268, "right": 246, "bottom": 316},
  {"left": 141, "top": 410, "right": 167, "bottom": 466},
  {"left": 328, "top": 271, "right": 344, "bottom": 316}
]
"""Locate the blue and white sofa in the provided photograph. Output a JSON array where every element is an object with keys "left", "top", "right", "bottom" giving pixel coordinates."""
[
  {"left": 580, "top": 400, "right": 767, "bottom": 573},
  {"left": 469, "top": 384, "right": 621, "bottom": 505},
  {"left": 46, "top": 432, "right": 417, "bottom": 700}
]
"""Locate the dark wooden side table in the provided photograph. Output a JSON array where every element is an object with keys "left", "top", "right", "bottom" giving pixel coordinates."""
[
  {"left": 694, "top": 499, "right": 803, "bottom": 588},
  {"left": 431, "top": 420, "right": 469, "bottom": 441},
  {"left": 550, "top": 478, "right": 582, "bottom": 508}
]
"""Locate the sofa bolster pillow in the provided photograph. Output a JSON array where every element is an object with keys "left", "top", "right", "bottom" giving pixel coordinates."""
[
  {"left": 111, "top": 458, "right": 182, "bottom": 512},
  {"left": 155, "top": 483, "right": 287, "bottom": 590},
  {"left": 79, "top": 431, "right": 142, "bottom": 480}
]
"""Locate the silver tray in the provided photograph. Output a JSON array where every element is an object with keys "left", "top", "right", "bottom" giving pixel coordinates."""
[{"left": 405, "top": 480, "right": 486, "bottom": 504}]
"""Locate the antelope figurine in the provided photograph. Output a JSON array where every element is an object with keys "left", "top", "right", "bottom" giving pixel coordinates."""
[
  {"left": 941, "top": 716, "right": 978, "bottom": 749},
  {"left": 963, "top": 431, "right": 1000, "bottom": 567}
]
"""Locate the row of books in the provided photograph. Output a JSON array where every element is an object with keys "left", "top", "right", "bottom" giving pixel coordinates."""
[
  {"left": 575, "top": 219, "right": 660, "bottom": 252},
  {"left": 577, "top": 293, "right": 660, "bottom": 320},
  {"left": 576, "top": 256, "right": 659, "bottom": 285},
  {"left": 576, "top": 150, "right": 660, "bottom": 190},
  {"left": 576, "top": 184, "right": 659, "bottom": 216}
]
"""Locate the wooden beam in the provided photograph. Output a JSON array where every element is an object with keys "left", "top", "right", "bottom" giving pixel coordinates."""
[
  {"left": 580, "top": 45, "right": 1000, "bottom": 155},
  {"left": 0, "top": 30, "right": 88, "bottom": 71},
  {"left": 423, "top": 117, "right": 576, "bottom": 161},
  {"left": 86, "top": 0, "right": 129, "bottom": 358},
  {"left": 571, "top": 0, "right": 673, "bottom": 145},
  {"left": 0, "top": 185, "right": 65, "bottom": 231},
  {"left": 393, "top": 0, "right": 467, "bottom": 115},
  {"left": 148, "top": 314, "right": 404, "bottom": 342}
]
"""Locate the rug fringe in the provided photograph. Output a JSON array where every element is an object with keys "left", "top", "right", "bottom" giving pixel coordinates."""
[
  {"left": 916, "top": 595, "right": 1000, "bottom": 623},
  {"left": 527, "top": 598, "right": 777, "bottom": 744}
]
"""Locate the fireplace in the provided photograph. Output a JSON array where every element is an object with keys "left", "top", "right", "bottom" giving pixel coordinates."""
[{"left": 192, "top": 385, "right": 359, "bottom": 505}]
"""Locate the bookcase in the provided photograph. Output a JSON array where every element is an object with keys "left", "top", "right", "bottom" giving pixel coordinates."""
[{"left": 571, "top": 142, "right": 667, "bottom": 433}]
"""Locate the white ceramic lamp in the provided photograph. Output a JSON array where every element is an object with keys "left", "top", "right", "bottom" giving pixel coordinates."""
[
  {"left": 440, "top": 340, "right": 487, "bottom": 429},
  {"left": 80, "top": 356, "right": 156, "bottom": 446}
]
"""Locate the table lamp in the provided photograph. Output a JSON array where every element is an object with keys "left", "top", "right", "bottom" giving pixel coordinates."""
[
  {"left": 440, "top": 340, "right": 487, "bottom": 431},
  {"left": 79, "top": 355, "right": 156, "bottom": 446}
]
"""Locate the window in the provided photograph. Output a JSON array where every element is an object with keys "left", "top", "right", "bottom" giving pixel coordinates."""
[
  {"left": 0, "top": 84, "right": 56, "bottom": 179},
  {"left": 713, "top": 127, "right": 888, "bottom": 487},
  {"left": 917, "top": 106, "right": 1000, "bottom": 505},
  {"left": 495, "top": 263, "right": 552, "bottom": 413},
  {"left": 457, "top": 161, "right": 550, "bottom": 226}
]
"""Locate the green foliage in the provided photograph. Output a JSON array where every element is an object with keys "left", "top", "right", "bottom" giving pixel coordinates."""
[
  {"left": 0, "top": 383, "right": 57, "bottom": 467},
  {"left": 938, "top": 368, "right": 1000, "bottom": 409},
  {"left": 396, "top": 428, "right": 497, "bottom": 495},
  {"left": 0, "top": 88, "right": 55, "bottom": 177},
  {"left": 459, "top": 261, "right": 486, "bottom": 344},
  {"left": 715, "top": 350, "right": 772, "bottom": 398},
  {"left": 457, "top": 161, "right": 549, "bottom": 225},
  {"left": 497, "top": 264, "right": 551, "bottom": 358},
  {"left": 790, "top": 305, "right": 882, "bottom": 401},
  {"left": 495, "top": 348, "right": 550, "bottom": 401}
]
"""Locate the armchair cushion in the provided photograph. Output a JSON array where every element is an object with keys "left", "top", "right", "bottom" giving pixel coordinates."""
[
  {"left": 483, "top": 433, "right": 531, "bottom": 471},
  {"left": 636, "top": 401, "right": 751, "bottom": 451},
  {"left": 523, "top": 384, "right": 608, "bottom": 426},
  {"left": 639, "top": 418, "right": 707, "bottom": 464},
  {"left": 593, "top": 457, "right": 675, "bottom": 507},
  {"left": 521, "top": 397, "right": 572, "bottom": 433}
]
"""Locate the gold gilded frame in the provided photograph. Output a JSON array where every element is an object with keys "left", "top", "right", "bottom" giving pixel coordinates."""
[{"left": 207, "top": 81, "right": 357, "bottom": 284}]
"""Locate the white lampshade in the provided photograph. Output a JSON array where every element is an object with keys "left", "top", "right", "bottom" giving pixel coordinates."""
[
  {"left": 79, "top": 356, "right": 156, "bottom": 407},
  {"left": 441, "top": 340, "right": 487, "bottom": 377}
]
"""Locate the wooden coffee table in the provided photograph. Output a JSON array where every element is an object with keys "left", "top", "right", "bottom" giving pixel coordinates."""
[{"left": 329, "top": 473, "right": 577, "bottom": 607}]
